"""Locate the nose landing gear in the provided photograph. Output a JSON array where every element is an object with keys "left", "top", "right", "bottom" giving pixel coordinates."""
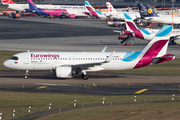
[{"left": 24, "top": 70, "right": 29, "bottom": 79}]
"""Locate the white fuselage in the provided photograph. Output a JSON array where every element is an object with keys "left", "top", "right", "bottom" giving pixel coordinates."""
[
  {"left": 146, "top": 16, "right": 180, "bottom": 24},
  {"left": 109, "top": 12, "right": 140, "bottom": 20},
  {"left": 3, "top": 52, "right": 141, "bottom": 71},
  {"left": 60, "top": 6, "right": 88, "bottom": 17},
  {"left": 5, "top": 4, "right": 88, "bottom": 17},
  {"left": 138, "top": 28, "right": 180, "bottom": 41}
]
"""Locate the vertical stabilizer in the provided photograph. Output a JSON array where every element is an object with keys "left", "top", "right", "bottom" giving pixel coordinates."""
[
  {"left": 124, "top": 13, "right": 138, "bottom": 31},
  {"left": 1, "top": 0, "right": 16, "bottom": 4},
  {"left": 84, "top": 1, "right": 105, "bottom": 18},
  {"left": 143, "top": 25, "right": 172, "bottom": 56},
  {"left": 106, "top": 2, "right": 117, "bottom": 13},
  {"left": 84, "top": 1, "right": 95, "bottom": 11},
  {"left": 137, "top": 3, "right": 148, "bottom": 18},
  {"left": 137, "top": 3, "right": 158, "bottom": 18},
  {"left": 134, "top": 25, "right": 173, "bottom": 68},
  {"left": 145, "top": 5, "right": 159, "bottom": 17},
  {"left": 28, "top": 0, "right": 38, "bottom": 10}
]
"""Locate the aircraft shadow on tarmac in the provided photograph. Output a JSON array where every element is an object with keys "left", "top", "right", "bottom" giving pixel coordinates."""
[{"left": 0, "top": 70, "right": 126, "bottom": 80}]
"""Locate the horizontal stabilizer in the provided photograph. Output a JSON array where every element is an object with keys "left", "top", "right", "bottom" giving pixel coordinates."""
[
  {"left": 113, "top": 30, "right": 122, "bottom": 34},
  {"left": 152, "top": 54, "right": 175, "bottom": 64}
]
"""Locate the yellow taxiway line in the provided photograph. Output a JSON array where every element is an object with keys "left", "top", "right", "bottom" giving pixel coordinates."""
[
  {"left": 37, "top": 86, "right": 48, "bottom": 89},
  {"left": 135, "top": 89, "right": 148, "bottom": 94}
]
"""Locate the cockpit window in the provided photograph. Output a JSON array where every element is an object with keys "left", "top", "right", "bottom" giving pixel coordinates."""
[{"left": 10, "top": 56, "right": 18, "bottom": 60}]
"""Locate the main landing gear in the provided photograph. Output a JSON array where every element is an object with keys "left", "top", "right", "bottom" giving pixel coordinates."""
[
  {"left": 81, "top": 70, "right": 88, "bottom": 80},
  {"left": 81, "top": 74, "right": 88, "bottom": 80},
  {"left": 24, "top": 70, "right": 29, "bottom": 79}
]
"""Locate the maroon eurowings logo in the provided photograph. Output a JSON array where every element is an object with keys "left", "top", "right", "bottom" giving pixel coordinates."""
[{"left": 31, "top": 53, "right": 60, "bottom": 59}]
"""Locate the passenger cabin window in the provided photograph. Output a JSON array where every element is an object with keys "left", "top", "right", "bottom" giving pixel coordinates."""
[{"left": 10, "top": 56, "right": 18, "bottom": 60}]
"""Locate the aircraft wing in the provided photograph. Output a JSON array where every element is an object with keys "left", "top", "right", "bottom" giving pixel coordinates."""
[
  {"left": 0, "top": 3, "right": 8, "bottom": 7},
  {"left": 169, "top": 35, "right": 180, "bottom": 41},
  {"left": 73, "top": 51, "right": 115, "bottom": 71},
  {"left": 113, "top": 30, "right": 122, "bottom": 34},
  {"left": 172, "top": 35, "right": 180, "bottom": 38},
  {"left": 61, "top": 11, "right": 69, "bottom": 16},
  {"left": 83, "top": 12, "right": 92, "bottom": 16},
  {"left": 113, "top": 30, "right": 135, "bottom": 35},
  {"left": 53, "top": 51, "right": 115, "bottom": 72}
]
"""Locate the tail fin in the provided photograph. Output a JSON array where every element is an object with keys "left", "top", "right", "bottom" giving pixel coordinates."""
[
  {"left": 28, "top": 0, "right": 38, "bottom": 10},
  {"left": 134, "top": 25, "right": 173, "bottom": 68},
  {"left": 106, "top": 2, "right": 117, "bottom": 13},
  {"left": 145, "top": 5, "right": 159, "bottom": 17},
  {"left": 84, "top": 1, "right": 104, "bottom": 18},
  {"left": 143, "top": 25, "right": 172, "bottom": 56},
  {"left": 137, "top": 3, "right": 158, "bottom": 18},
  {"left": 137, "top": 3, "right": 148, "bottom": 18},
  {"left": 124, "top": 13, "right": 139, "bottom": 31},
  {"left": 1, "top": 0, "right": 16, "bottom": 4},
  {"left": 84, "top": 1, "right": 95, "bottom": 11}
]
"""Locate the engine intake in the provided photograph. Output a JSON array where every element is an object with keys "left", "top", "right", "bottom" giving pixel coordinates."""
[{"left": 55, "top": 66, "right": 73, "bottom": 78}]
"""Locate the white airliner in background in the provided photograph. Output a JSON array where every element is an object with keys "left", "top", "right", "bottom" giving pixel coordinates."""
[
  {"left": 106, "top": 2, "right": 140, "bottom": 20},
  {"left": 83, "top": 1, "right": 107, "bottom": 19},
  {"left": 138, "top": 3, "right": 180, "bottom": 25},
  {"left": 3, "top": 25, "right": 175, "bottom": 80},
  {"left": 114, "top": 13, "right": 180, "bottom": 43},
  {"left": 1, "top": 0, "right": 88, "bottom": 17}
]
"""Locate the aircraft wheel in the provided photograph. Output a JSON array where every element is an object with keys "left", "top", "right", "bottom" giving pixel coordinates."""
[
  {"left": 24, "top": 75, "right": 28, "bottom": 79},
  {"left": 83, "top": 75, "right": 88, "bottom": 80}
]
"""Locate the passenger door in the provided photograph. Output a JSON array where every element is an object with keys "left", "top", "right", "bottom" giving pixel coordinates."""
[{"left": 24, "top": 54, "right": 29, "bottom": 64}]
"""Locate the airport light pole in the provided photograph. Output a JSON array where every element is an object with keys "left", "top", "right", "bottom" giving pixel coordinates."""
[{"left": 172, "top": 0, "right": 175, "bottom": 26}]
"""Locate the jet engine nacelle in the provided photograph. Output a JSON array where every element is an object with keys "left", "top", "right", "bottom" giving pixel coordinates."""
[
  {"left": 55, "top": 66, "right": 73, "bottom": 78},
  {"left": 69, "top": 14, "right": 75, "bottom": 18}
]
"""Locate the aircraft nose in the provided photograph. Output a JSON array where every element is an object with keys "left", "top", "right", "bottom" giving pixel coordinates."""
[{"left": 3, "top": 60, "right": 11, "bottom": 68}]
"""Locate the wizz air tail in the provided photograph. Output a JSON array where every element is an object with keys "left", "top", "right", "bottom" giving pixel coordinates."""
[
  {"left": 28, "top": 0, "right": 38, "bottom": 10},
  {"left": 134, "top": 25, "right": 175, "bottom": 68},
  {"left": 1, "top": 0, "right": 16, "bottom": 4},
  {"left": 106, "top": 2, "right": 117, "bottom": 13},
  {"left": 137, "top": 3, "right": 158, "bottom": 18}
]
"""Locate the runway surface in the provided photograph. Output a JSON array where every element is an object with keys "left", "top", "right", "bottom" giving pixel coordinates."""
[
  {"left": 0, "top": 16, "right": 180, "bottom": 96},
  {"left": 0, "top": 70, "right": 180, "bottom": 95}
]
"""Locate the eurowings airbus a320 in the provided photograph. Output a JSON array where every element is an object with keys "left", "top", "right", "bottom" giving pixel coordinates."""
[{"left": 3, "top": 25, "right": 175, "bottom": 80}]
